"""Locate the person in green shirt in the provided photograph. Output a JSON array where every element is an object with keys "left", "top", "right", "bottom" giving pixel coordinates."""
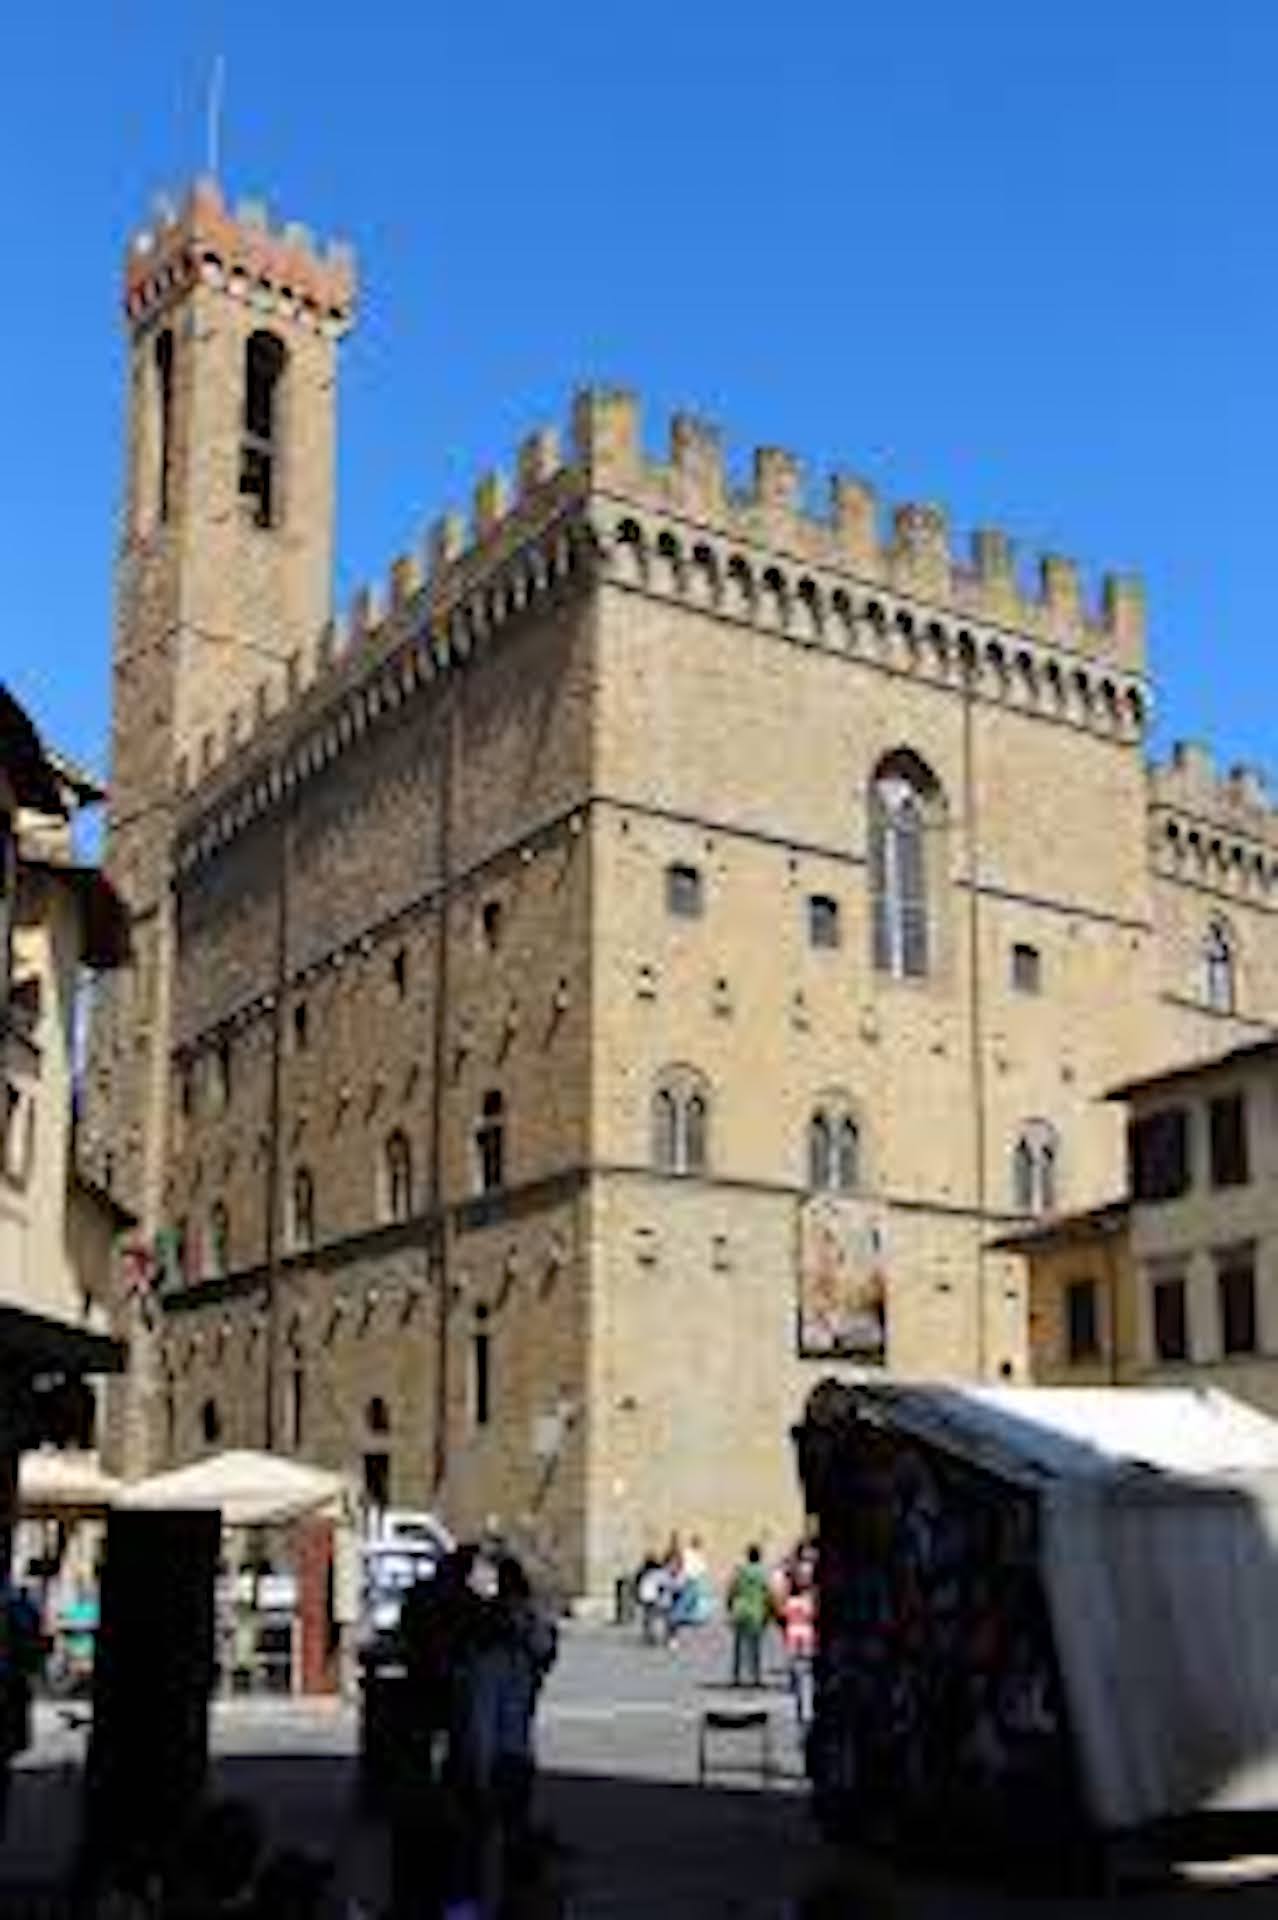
[{"left": 727, "top": 1544, "right": 771, "bottom": 1689}]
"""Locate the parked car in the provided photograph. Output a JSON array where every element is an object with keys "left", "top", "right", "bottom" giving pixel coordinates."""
[{"left": 359, "top": 1510, "right": 453, "bottom": 1655}]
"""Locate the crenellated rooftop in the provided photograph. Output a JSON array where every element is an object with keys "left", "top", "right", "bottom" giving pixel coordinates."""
[
  {"left": 173, "top": 387, "right": 1153, "bottom": 866},
  {"left": 571, "top": 391, "right": 1145, "bottom": 671},
  {"left": 1150, "top": 741, "right": 1278, "bottom": 858},
  {"left": 124, "top": 177, "right": 356, "bottom": 334}
]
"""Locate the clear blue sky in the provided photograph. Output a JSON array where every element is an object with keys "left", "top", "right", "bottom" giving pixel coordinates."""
[{"left": 1, "top": 3, "right": 1273, "bottom": 785}]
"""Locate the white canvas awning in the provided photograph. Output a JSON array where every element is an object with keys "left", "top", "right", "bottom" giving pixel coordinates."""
[
  {"left": 19, "top": 1448, "right": 121, "bottom": 1518},
  {"left": 119, "top": 1450, "right": 352, "bottom": 1527}
]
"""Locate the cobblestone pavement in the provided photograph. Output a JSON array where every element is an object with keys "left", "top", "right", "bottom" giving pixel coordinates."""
[{"left": 3, "top": 1623, "right": 1278, "bottom": 1914}]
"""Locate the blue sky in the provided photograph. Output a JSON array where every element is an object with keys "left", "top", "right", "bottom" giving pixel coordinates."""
[{"left": 1, "top": 3, "right": 1273, "bottom": 785}]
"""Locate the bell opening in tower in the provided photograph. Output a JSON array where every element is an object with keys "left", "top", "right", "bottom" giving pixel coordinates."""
[{"left": 239, "top": 330, "right": 287, "bottom": 529}]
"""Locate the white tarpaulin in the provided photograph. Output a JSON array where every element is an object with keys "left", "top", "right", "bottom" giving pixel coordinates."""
[
  {"left": 119, "top": 1450, "right": 352, "bottom": 1527},
  {"left": 843, "top": 1382, "right": 1278, "bottom": 1830},
  {"left": 19, "top": 1447, "right": 121, "bottom": 1517}
]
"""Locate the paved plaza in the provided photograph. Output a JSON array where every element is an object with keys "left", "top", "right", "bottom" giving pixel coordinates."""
[{"left": 3, "top": 1622, "right": 1278, "bottom": 1914}]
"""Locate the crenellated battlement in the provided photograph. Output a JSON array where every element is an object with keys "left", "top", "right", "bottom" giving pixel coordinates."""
[
  {"left": 571, "top": 390, "right": 1145, "bottom": 671},
  {"left": 1149, "top": 741, "right": 1278, "bottom": 860},
  {"left": 173, "top": 386, "right": 1152, "bottom": 860},
  {"left": 124, "top": 176, "right": 356, "bottom": 334}
]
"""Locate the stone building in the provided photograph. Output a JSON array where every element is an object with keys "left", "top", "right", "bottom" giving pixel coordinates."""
[{"left": 82, "top": 177, "right": 1278, "bottom": 1598}]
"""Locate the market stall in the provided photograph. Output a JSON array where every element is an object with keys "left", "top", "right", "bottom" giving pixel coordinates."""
[
  {"left": 120, "top": 1449, "right": 355, "bottom": 1695},
  {"left": 795, "top": 1379, "right": 1278, "bottom": 1856}
]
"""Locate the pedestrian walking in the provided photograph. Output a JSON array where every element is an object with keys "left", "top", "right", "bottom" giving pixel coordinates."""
[
  {"left": 781, "top": 1560, "right": 817, "bottom": 1729},
  {"left": 726, "top": 1544, "right": 770, "bottom": 1689}
]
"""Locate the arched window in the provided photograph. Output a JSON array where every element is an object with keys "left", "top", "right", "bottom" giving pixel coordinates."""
[
  {"left": 366, "top": 1395, "right": 391, "bottom": 1436},
  {"left": 475, "top": 1090, "right": 506, "bottom": 1195},
  {"left": 650, "top": 1072, "right": 711, "bottom": 1176},
  {"left": 1012, "top": 1121, "right": 1059, "bottom": 1216},
  {"left": 807, "top": 1106, "right": 860, "bottom": 1192},
  {"left": 1204, "top": 920, "right": 1236, "bottom": 1014},
  {"left": 384, "top": 1130, "right": 412, "bottom": 1224},
  {"left": 207, "top": 1200, "right": 230, "bottom": 1280},
  {"left": 869, "top": 751, "right": 942, "bottom": 979},
  {"left": 240, "top": 330, "right": 287, "bottom": 528},
  {"left": 201, "top": 1397, "right": 222, "bottom": 1446},
  {"left": 291, "top": 1166, "right": 315, "bottom": 1253}
]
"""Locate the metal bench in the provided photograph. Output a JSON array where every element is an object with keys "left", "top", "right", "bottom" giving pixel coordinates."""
[{"left": 697, "top": 1705, "right": 774, "bottom": 1786}]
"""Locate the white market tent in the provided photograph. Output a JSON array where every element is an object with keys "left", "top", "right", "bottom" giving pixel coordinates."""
[
  {"left": 119, "top": 1450, "right": 352, "bottom": 1528},
  {"left": 837, "top": 1383, "right": 1278, "bottom": 1831},
  {"left": 19, "top": 1448, "right": 122, "bottom": 1519}
]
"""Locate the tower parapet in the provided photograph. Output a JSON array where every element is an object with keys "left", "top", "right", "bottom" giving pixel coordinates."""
[{"left": 124, "top": 177, "right": 356, "bottom": 334}]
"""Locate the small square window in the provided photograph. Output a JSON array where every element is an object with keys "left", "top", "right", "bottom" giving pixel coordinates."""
[
  {"left": 666, "top": 863, "right": 704, "bottom": 919},
  {"left": 391, "top": 948, "right": 408, "bottom": 999},
  {"left": 1011, "top": 943, "right": 1042, "bottom": 994},
  {"left": 1065, "top": 1278, "right": 1099, "bottom": 1362},
  {"left": 808, "top": 895, "right": 841, "bottom": 950},
  {"left": 480, "top": 900, "right": 503, "bottom": 952}
]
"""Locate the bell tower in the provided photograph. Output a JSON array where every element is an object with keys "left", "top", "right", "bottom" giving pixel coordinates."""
[{"left": 84, "top": 179, "right": 356, "bottom": 1269}]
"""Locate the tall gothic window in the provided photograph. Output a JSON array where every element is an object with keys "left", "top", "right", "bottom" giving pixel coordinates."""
[
  {"left": 240, "top": 330, "right": 287, "bottom": 529},
  {"left": 869, "top": 751, "right": 941, "bottom": 979},
  {"left": 1204, "top": 919, "right": 1236, "bottom": 1014},
  {"left": 1012, "top": 1121, "right": 1059, "bottom": 1216}
]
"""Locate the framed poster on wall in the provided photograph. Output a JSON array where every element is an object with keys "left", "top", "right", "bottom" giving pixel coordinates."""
[{"left": 796, "top": 1195, "right": 888, "bottom": 1362}]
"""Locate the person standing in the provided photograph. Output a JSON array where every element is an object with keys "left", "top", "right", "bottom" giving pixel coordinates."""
[
  {"left": 634, "top": 1550, "right": 668, "bottom": 1647},
  {"left": 0, "top": 1575, "right": 41, "bottom": 1840},
  {"left": 661, "top": 1534, "right": 685, "bottom": 1649},
  {"left": 726, "top": 1545, "right": 770, "bottom": 1690},
  {"left": 782, "top": 1560, "right": 818, "bottom": 1729}
]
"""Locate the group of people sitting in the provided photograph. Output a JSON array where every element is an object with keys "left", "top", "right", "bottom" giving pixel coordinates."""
[{"left": 632, "top": 1534, "right": 714, "bottom": 1646}]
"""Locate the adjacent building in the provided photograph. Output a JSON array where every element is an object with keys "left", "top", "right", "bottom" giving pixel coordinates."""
[
  {"left": 1012, "top": 1036, "right": 1278, "bottom": 1418},
  {"left": 79, "top": 177, "right": 1278, "bottom": 1597},
  {"left": 0, "top": 686, "right": 126, "bottom": 1569}
]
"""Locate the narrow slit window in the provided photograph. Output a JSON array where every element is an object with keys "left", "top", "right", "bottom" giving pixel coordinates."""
[
  {"left": 472, "top": 1314, "right": 492, "bottom": 1428},
  {"left": 155, "top": 329, "right": 174, "bottom": 523}
]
